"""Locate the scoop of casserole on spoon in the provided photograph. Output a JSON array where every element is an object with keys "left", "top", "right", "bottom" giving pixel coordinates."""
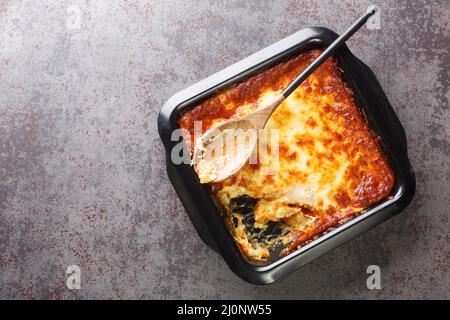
[{"left": 193, "top": 9, "right": 376, "bottom": 183}]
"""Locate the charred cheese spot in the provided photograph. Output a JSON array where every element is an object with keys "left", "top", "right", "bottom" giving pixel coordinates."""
[{"left": 179, "top": 49, "right": 395, "bottom": 261}]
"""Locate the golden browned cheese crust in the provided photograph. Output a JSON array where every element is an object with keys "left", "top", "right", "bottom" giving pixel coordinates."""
[{"left": 178, "top": 49, "right": 395, "bottom": 260}]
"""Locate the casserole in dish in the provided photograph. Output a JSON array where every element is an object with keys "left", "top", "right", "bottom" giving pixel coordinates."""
[
  {"left": 178, "top": 49, "right": 394, "bottom": 261},
  {"left": 158, "top": 27, "right": 415, "bottom": 284}
]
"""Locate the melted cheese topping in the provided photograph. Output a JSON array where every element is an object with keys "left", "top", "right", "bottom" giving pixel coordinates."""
[{"left": 179, "top": 49, "right": 394, "bottom": 260}]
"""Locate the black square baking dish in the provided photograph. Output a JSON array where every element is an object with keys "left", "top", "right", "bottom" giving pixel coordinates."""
[{"left": 157, "top": 27, "right": 415, "bottom": 284}]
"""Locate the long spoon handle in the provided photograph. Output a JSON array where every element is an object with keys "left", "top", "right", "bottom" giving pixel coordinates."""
[{"left": 280, "top": 9, "right": 376, "bottom": 98}]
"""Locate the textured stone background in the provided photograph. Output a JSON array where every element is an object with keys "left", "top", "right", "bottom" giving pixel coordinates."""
[{"left": 0, "top": 0, "right": 448, "bottom": 299}]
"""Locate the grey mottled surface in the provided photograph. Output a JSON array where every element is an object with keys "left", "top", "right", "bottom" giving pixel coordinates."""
[{"left": 0, "top": 0, "right": 448, "bottom": 299}]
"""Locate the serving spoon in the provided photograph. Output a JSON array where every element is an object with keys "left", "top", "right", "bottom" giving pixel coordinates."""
[{"left": 193, "top": 9, "right": 376, "bottom": 184}]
